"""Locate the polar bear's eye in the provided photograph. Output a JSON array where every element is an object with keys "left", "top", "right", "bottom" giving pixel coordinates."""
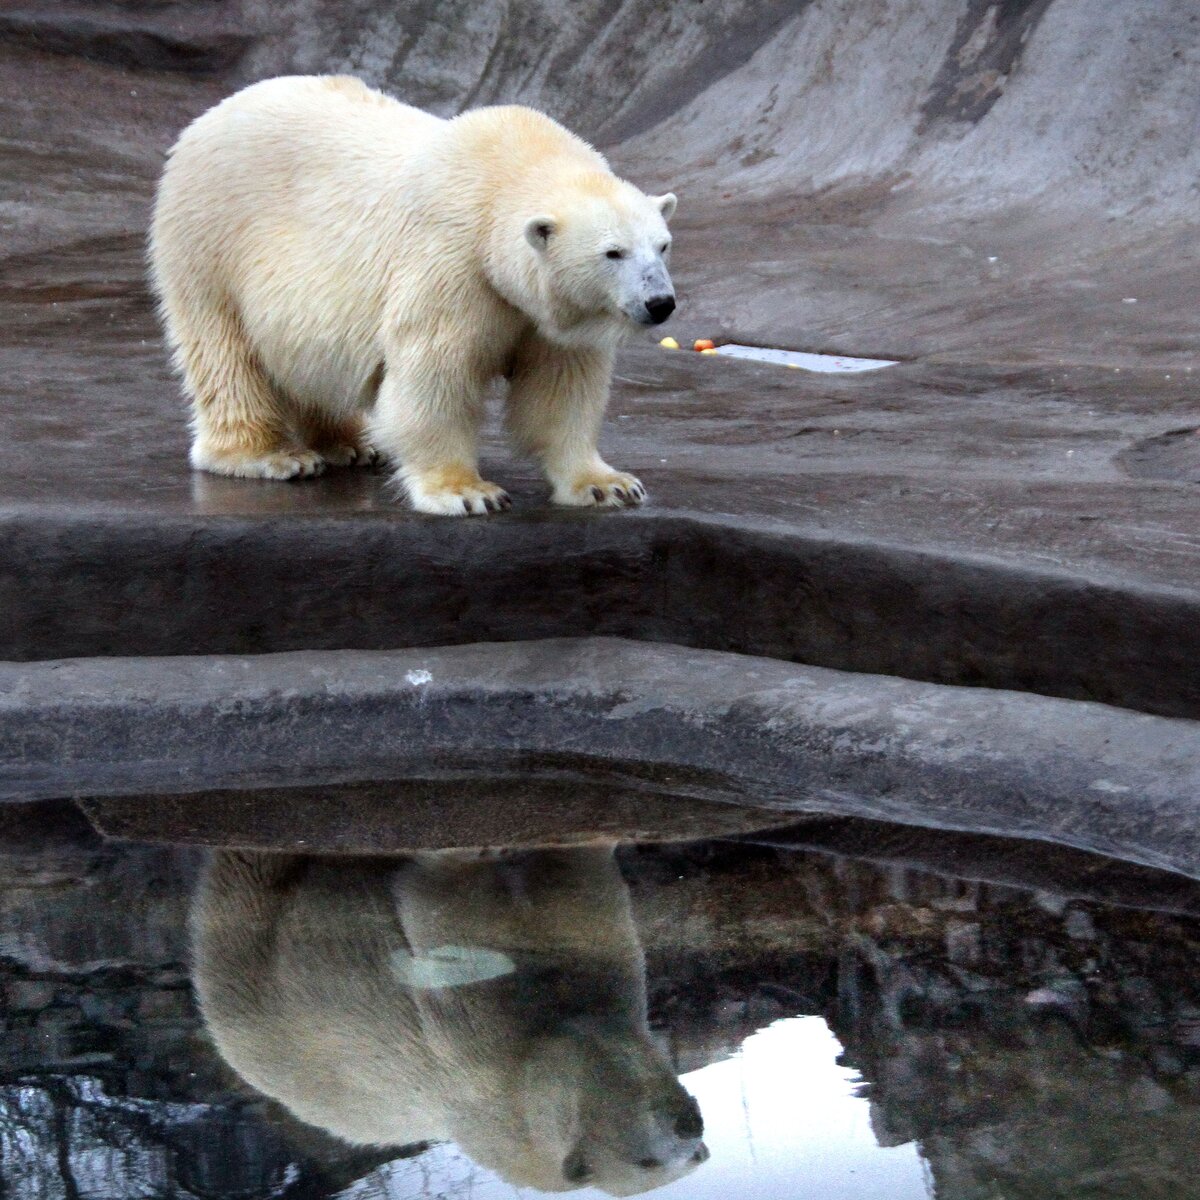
[
  {"left": 659, "top": 242, "right": 671, "bottom": 254},
  {"left": 605, "top": 249, "right": 627, "bottom": 260}
]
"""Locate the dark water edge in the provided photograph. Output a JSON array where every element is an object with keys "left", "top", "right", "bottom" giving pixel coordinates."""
[{"left": 1, "top": 799, "right": 1199, "bottom": 1198}]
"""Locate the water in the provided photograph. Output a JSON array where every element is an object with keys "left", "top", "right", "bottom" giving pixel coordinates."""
[
  {"left": 715, "top": 345, "right": 898, "bottom": 372},
  {"left": 3, "top": 800, "right": 1200, "bottom": 1198},
  {"left": 346, "top": 1018, "right": 927, "bottom": 1199}
]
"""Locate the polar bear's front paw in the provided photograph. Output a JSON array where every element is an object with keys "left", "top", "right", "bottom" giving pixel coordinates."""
[
  {"left": 405, "top": 467, "right": 512, "bottom": 516},
  {"left": 554, "top": 470, "right": 646, "bottom": 509}
]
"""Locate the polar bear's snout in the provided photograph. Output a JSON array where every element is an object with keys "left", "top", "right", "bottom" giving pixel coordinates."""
[
  {"left": 622, "top": 255, "right": 676, "bottom": 327},
  {"left": 645, "top": 294, "right": 676, "bottom": 325}
]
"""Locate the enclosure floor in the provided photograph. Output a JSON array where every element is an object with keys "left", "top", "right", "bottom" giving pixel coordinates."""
[{"left": 1, "top": 41, "right": 1196, "bottom": 703}]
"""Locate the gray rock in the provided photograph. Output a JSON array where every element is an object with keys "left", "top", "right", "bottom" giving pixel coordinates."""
[{"left": 3, "top": 637, "right": 1200, "bottom": 876}]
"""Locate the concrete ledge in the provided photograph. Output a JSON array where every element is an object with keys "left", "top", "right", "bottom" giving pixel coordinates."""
[
  {"left": 3, "top": 637, "right": 1199, "bottom": 877},
  {"left": 3, "top": 510, "right": 1197, "bottom": 720}
]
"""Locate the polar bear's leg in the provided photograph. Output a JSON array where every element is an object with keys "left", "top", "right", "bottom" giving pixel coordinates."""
[
  {"left": 372, "top": 344, "right": 511, "bottom": 516},
  {"left": 175, "top": 304, "right": 325, "bottom": 481},
  {"left": 507, "top": 338, "right": 645, "bottom": 508}
]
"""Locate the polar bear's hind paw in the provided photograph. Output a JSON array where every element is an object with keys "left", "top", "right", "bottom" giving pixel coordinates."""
[
  {"left": 321, "top": 440, "right": 379, "bottom": 468},
  {"left": 191, "top": 444, "right": 327, "bottom": 480}
]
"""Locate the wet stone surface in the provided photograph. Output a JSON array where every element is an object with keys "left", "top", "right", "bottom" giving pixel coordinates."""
[
  {"left": 3, "top": 795, "right": 1200, "bottom": 1197},
  {"left": 2, "top": 11, "right": 1199, "bottom": 1187},
  {"left": 2, "top": 12, "right": 1200, "bottom": 715},
  {"left": 1118, "top": 427, "right": 1200, "bottom": 484}
]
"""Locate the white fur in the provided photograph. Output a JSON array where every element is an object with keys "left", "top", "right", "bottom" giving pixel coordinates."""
[
  {"left": 149, "top": 76, "right": 677, "bottom": 514},
  {"left": 192, "top": 848, "right": 707, "bottom": 1194}
]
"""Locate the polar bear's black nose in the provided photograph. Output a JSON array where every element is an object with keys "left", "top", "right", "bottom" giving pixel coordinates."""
[
  {"left": 562, "top": 1150, "right": 592, "bottom": 1184},
  {"left": 646, "top": 295, "right": 676, "bottom": 324}
]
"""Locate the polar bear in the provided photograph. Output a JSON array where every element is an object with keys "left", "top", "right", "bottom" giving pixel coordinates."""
[
  {"left": 149, "top": 76, "right": 677, "bottom": 515},
  {"left": 191, "top": 847, "right": 707, "bottom": 1194}
]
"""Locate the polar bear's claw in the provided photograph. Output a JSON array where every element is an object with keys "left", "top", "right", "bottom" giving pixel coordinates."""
[
  {"left": 407, "top": 473, "right": 512, "bottom": 516},
  {"left": 272, "top": 451, "right": 326, "bottom": 480},
  {"left": 467, "top": 488, "right": 511, "bottom": 515},
  {"left": 450, "top": 486, "right": 511, "bottom": 516},
  {"left": 558, "top": 471, "right": 646, "bottom": 509},
  {"left": 191, "top": 445, "right": 328, "bottom": 481},
  {"left": 321, "top": 441, "right": 379, "bottom": 469}
]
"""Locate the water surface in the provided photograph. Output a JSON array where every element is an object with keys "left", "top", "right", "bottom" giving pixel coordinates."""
[{"left": 2, "top": 801, "right": 1199, "bottom": 1198}]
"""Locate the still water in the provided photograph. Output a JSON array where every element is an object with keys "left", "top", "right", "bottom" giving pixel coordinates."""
[{"left": 3, "top": 801, "right": 1200, "bottom": 1198}]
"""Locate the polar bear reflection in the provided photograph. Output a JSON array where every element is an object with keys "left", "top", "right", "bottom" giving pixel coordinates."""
[{"left": 192, "top": 847, "right": 707, "bottom": 1195}]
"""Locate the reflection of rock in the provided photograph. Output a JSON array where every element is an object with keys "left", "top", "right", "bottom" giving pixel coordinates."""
[
  {"left": 831, "top": 886, "right": 1200, "bottom": 1200},
  {"left": 0, "top": 812, "right": 398, "bottom": 1198},
  {"left": 192, "top": 848, "right": 707, "bottom": 1195},
  {"left": 0, "top": 1077, "right": 303, "bottom": 1199},
  {"left": 628, "top": 841, "right": 1200, "bottom": 1200}
]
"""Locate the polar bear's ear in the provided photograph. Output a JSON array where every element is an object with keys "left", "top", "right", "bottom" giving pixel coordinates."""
[
  {"left": 524, "top": 215, "right": 558, "bottom": 252},
  {"left": 656, "top": 193, "right": 678, "bottom": 221}
]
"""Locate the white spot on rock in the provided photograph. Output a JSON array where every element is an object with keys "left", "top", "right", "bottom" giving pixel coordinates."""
[{"left": 405, "top": 669, "right": 433, "bottom": 686}]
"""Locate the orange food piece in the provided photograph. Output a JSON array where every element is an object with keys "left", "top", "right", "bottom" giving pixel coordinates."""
[{"left": 693, "top": 338, "right": 716, "bottom": 352}]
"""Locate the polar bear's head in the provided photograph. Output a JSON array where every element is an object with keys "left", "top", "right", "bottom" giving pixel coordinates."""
[
  {"left": 403, "top": 848, "right": 707, "bottom": 1193},
  {"left": 494, "top": 1020, "right": 708, "bottom": 1195},
  {"left": 518, "top": 176, "right": 677, "bottom": 343}
]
